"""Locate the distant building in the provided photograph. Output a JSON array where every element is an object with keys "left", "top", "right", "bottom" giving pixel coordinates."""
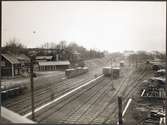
[
  {"left": 70, "top": 51, "right": 85, "bottom": 67},
  {"left": 1, "top": 53, "right": 30, "bottom": 78},
  {"left": 36, "top": 56, "right": 53, "bottom": 62},
  {"left": 71, "top": 51, "right": 81, "bottom": 61},
  {"left": 16, "top": 54, "right": 31, "bottom": 73},
  {"left": 38, "top": 61, "right": 70, "bottom": 71},
  {"left": 123, "top": 50, "right": 135, "bottom": 57}
]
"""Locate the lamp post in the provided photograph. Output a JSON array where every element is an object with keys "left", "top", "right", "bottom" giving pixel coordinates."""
[
  {"left": 29, "top": 30, "right": 37, "bottom": 121},
  {"left": 29, "top": 53, "right": 36, "bottom": 121}
]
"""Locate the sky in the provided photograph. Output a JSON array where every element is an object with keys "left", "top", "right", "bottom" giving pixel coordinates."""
[{"left": 2, "top": 1, "right": 166, "bottom": 53}]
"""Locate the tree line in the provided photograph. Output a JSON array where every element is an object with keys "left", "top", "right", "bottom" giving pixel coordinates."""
[
  {"left": 2, "top": 39, "right": 104, "bottom": 61},
  {"left": 2, "top": 39, "right": 165, "bottom": 63}
]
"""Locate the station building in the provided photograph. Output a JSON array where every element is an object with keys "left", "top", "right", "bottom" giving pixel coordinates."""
[{"left": 38, "top": 61, "right": 70, "bottom": 71}]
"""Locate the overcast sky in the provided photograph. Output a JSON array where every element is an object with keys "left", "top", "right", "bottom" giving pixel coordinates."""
[{"left": 2, "top": 1, "right": 166, "bottom": 52}]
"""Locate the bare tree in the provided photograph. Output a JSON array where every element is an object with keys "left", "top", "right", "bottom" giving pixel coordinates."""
[{"left": 2, "top": 38, "right": 27, "bottom": 54}]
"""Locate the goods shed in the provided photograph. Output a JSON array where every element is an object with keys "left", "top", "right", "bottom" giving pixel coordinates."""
[
  {"left": 38, "top": 61, "right": 70, "bottom": 71},
  {"left": 1, "top": 54, "right": 21, "bottom": 78},
  {"left": 1, "top": 54, "right": 31, "bottom": 78}
]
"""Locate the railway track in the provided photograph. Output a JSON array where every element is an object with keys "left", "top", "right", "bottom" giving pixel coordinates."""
[
  {"left": 8, "top": 79, "right": 90, "bottom": 115},
  {"left": 3, "top": 66, "right": 105, "bottom": 115},
  {"left": 37, "top": 64, "right": 151, "bottom": 124},
  {"left": 66, "top": 67, "right": 133, "bottom": 124},
  {"left": 32, "top": 65, "right": 133, "bottom": 123},
  {"left": 79, "top": 66, "right": 139, "bottom": 124},
  {"left": 62, "top": 78, "right": 112, "bottom": 123},
  {"left": 5, "top": 77, "right": 86, "bottom": 107},
  {"left": 100, "top": 65, "right": 152, "bottom": 124},
  {"left": 28, "top": 76, "right": 105, "bottom": 121},
  {"left": 40, "top": 78, "right": 111, "bottom": 123},
  {"left": 3, "top": 62, "right": 152, "bottom": 124},
  {"left": 3, "top": 74, "right": 94, "bottom": 115},
  {"left": 3, "top": 57, "right": 110, "bottom": 105},
  {"left": 100, "top": 69, "right": 147, "bottom": 124},
  {"left": 3, "top": 72, "right": 66, "bottom": 105}
]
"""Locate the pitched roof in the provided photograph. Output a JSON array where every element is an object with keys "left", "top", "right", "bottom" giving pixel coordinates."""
[
  {"left": 1, "top": 54, "right": 20, "bottom": 64},
  {"left": 39, "top": 61, "right": 70, "bottom": 66},
  {"left": 1, "top": 53, "right": 30, "bottom": 64}
]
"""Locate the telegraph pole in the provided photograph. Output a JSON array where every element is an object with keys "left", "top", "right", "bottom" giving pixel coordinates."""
[
  {"left": 118, "top": 96, "right": 123, "bottom": 125},
  {"left": 111, "top": 58, "right": 113, "bottom": 80},
  {"left": 29, "top": 31, "right": 36, "bottom": 121},
  {"left": 30, "top": 56, "right": 35, "bottom": 120},
  {"left": 165, "top": 46, "right": 167, "bottom": 125},
  {"left": 135, "top": 56, "right": 137, "bottom": 68}
]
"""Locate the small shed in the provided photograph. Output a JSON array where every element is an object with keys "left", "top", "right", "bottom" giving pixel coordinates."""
[
  {"left": 1, "top": 53, "right": 31, "bottom": 78},
  {"left": 1, "top": 54, "right": 21, "bottom": 78},
  {"left": 38, "top": 61, "right": 70, "bottom": 71}
]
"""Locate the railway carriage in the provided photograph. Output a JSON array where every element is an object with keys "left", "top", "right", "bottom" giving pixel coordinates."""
[
  {"left": 65, "top": 67, "right": 89, "bottom": 78},
  {"left": 103, "top": 67, "right": 112, "bottom": 76}
]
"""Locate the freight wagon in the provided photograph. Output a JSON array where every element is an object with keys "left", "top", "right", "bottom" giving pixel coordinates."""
[
  {"left": 1, "top": 82, "right": 27, "bottom": 100},
  {"left": 112, "top": 67, "right": 120, "bottom": 79},
  {"left": 65, "top": 67, "right": 88, "bottom": 78},
  {"left": 103, "top": 67, "right": 112, "bottom": 76},
  {"left": 102, "top": 67, "right": 120, "bottom": 79}
]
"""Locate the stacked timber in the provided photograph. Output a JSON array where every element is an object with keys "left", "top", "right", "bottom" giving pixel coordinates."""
[{"left": 154, "top": 69, "right": 166, "bottom": 77}]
